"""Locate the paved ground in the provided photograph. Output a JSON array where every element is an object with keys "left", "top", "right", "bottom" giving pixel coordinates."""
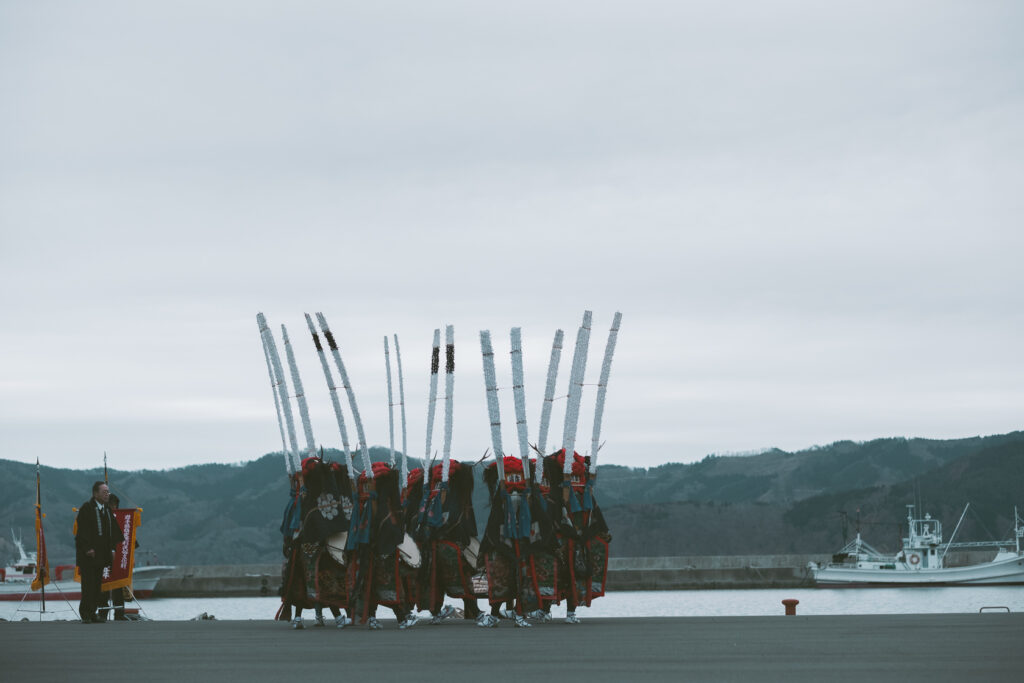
[{"left": 2, "top": 613, "right": 1021, "bottom": 682}]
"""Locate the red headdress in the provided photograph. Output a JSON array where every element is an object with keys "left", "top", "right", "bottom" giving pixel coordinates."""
[
  {"left": 499, "top": 456, "right": 527, "bottom": 491},
  {"left": 406, "top": 467, "right": 424, "bottom": 489},
  {"left": 429, "top": 460, "right": 461, "bottom": 489},
  {"left": 357, "top": 462, "right": 395, "bottom": 499},
  {"left": 553, "top": 449, "right": 587, "bottom": 490}
]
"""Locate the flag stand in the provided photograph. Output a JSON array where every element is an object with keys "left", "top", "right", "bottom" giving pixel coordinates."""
[
  {"left": 96, "top": 583, "right": 151, "bottom": 621},
  {"left": 12, "top": 577, "right": 78, "bottom": 622}
]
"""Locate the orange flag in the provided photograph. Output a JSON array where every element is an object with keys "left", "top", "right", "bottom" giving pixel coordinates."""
[{"left": 30, "top": 460, "right": 50, "bottom": 591}]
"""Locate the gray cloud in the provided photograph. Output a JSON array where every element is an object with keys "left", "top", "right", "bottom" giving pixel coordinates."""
[{"left": 2, "top": 1, "right": 1022, "bottom": 470}]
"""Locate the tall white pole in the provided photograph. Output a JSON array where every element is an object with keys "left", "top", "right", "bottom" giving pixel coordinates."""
[
  {"left": 304, "top": 313, "right": 357, "bottom": 484},
  {"left": 480, "top": 330, "right": 505, "bottom": 481},
  {"left": 282, "top": 324, "right": 318, "bottom": 463},
  {"left": 315, "top": 312, "right": 373, "bottom": 479},
  {"left": 510, "top": 328, "right": 531, "bottom": 481},
  {"left": 561, "top": 310, "right": 593, "bottom": 474},
  {"left": 258, "top": 313, "right": 301, "bottom": 474},
  {"left": 260, "top": 327, "right": 292, "bottom": 475},
  {"left": 589, "top": 312, "right": 622, "bottom": 473},
  {"left": 394, "top": 334, "right": 410, "bottom": 488},
  {"left": 535, "top": 328, "right": 564, "bottom": 481},
  {"left": 424, "top": 329, "right": 441, "bottom": 475},
  {"left": 384, "top": 336, "right": 397, "bottom": 468},
  {"left": 441, "top": 325, "right": 455, "bottom": 484}
]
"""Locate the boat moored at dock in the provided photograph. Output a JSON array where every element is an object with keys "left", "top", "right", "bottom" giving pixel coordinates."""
[{"left": 810, "top": 504, "right": 1024, "bottom": 586}]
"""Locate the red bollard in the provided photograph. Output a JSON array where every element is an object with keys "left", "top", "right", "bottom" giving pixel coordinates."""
[{"left": 782, "top": 599, "right": 799, "bottom": 616}]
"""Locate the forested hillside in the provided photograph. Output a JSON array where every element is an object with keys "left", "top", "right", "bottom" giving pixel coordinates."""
[{"left": 2, "top": 432, "right": 1021, "bottom": 565}]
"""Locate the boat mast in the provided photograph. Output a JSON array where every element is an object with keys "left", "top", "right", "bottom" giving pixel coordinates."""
[
  {"left": 1016, "top": 506, "right": 1022, "bottom": 555},
  {"left": 938, "top": 503, "right": 970, "bottom": 564}
]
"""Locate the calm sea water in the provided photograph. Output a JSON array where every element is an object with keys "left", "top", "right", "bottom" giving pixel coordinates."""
[{"left": 4, "top": 587, "right": 1022, "bottom": 622}]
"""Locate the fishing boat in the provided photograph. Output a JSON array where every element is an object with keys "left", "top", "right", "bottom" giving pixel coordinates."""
[
  {"left": 0, "top": 532, "right": 174, "bottom": 601},
  {"left": 809, "top": 504, "right": 1024, "bottom": 586}
]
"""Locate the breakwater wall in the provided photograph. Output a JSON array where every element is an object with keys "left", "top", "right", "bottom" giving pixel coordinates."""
[
  {"left": 151, "top": 550, "right": 1002, "bottom": 597},
  {"left": 153, "top": 554, "right": 835, "bottom": 597}
]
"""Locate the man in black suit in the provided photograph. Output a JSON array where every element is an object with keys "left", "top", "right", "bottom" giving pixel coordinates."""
[{"left": 75, "top": 481, "right": 123, "bottom": 623}]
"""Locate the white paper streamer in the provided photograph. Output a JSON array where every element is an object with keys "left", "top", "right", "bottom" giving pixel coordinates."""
[
  {"left": 384, "top": 336, "right": 396, "bottom": 468},
  {"left": 561, "top": 310, "right": 593, "bottom": 474},
  {"left": 536, "top": 328, "right": 564, "bottom": 477},
  {"left": 259, "top": 318, "right": 293, "bottom": 475},
  {"left": 393, "top": 334, "right": 409, "bottom": 488},
  {"left": 304, "top": 313, "right": 356, "bottom": 483},
  {"left": 282, "top": 325, "right": 318, "bottom": 463},
  {"left": 510, "top": 327, "right": 531, "bottom": 482},
  {"left": 316, "top": 312, "right": 373, "bottom": 479},
  {"left": 479, "top": 330, "right": 505, "bottom": 481},
  {"left": 590, "top": 312, "right": 622, "bottom": 473},
  {"left": 424, "top": 328, "right": 441, "bottom": 476},
  {"left": 257, "top": 313, "right": 301, "bottom": 474},
  {"left": 441, "top": 325, "right": 455, "bottom": 484}
]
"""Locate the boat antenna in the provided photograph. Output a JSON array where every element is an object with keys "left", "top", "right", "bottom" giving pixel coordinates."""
[{"left": 938, "top": 503, "right": 970, "bottom": 564}]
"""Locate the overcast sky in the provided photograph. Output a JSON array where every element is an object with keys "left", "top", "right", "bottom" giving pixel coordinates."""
[{"left": 1, "top": 1, "right": 1021, "bottom": 473}]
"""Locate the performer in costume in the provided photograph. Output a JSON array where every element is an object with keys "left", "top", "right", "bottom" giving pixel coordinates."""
[
  {"left": 347, "top": 462, "right": 419, "bottom": 629},
  {"left": 522, "top": 457, "right": 560, "bottom": 623},
  {"left": 542, "top": 450, "right": 611, "bottom": 624},
  {"left": 411, "top": 460, "right": 486, "bottom": 624},
  {"left": 75, "top": 481, "right": 124, "bottom": 624},
  {"left": 297, "top": 457, "right": 353, "bottom": 629},
  {"left": 278, "top": 470, "right": 313, "bottom": 628},
  {"left": 479, "top": 457, "right": 555, "bottom": 627}
]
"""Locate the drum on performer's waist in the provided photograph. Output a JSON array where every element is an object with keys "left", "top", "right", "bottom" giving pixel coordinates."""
[
  {"left": 398, "top": 533, "right": 422, "bottom": 568},
  {"left": 326, "top": 531, "right": 348, "bottom": 565},
  {"left": 463, "top": 536, "right": 480, "bottom": 568}
]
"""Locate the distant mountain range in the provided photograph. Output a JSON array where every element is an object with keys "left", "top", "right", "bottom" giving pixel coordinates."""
[{"left": 2, "top": 433, "right": 1021, "bottom": 566}]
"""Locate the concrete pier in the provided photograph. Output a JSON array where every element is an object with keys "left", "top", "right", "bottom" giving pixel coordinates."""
[{"left": 2, "top": 613, "right": 1021, "bottom": 682}]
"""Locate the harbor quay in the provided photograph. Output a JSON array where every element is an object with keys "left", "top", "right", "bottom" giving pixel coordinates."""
[{"left": 1, "top": 613, "right": 1021, "bottom": 682}]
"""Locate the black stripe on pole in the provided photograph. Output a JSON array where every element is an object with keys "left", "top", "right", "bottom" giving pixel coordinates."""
[
  {"left": 445, "top": 344, "right": 454, "bottom": 374},
  {"left": 312, "top": 332, "right": 323, "bottom": 352},
  {"left": 431, "top": 346, "right": 440, "bottom": 374}
]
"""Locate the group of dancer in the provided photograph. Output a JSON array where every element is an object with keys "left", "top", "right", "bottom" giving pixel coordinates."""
[
  {"left": 257, "top": 310, "right": 621, "bottom": 629},
  {"left": 277, "top": 447, "right": 610, "bottom": 629}
]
